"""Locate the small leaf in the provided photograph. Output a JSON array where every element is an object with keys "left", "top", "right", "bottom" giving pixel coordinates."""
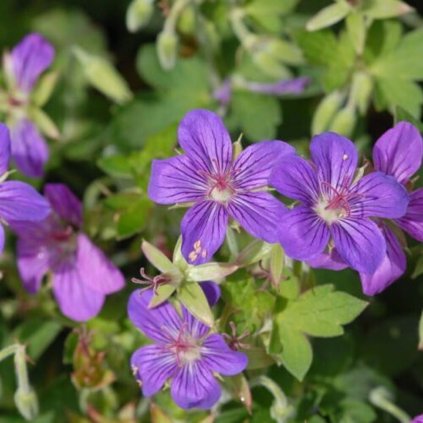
[
  {"left": 270, "top": 244, "right": 284, "bottom": 286},
  {"left": 346, "top": 11, "right": 366, "bottom": 54},
  {"left": 306, "top": 1, "right": 351, "bottom": 32},
  {"left": 178, "top": 282, "right": 214, "bottom": 326},
  {"left": 235, "top": 240, "right": 273, "bottom": 266},
  {"left": 364, "top": 0, "right": 414, "bottom": 19},
  {"left": 149, "top": 284, "right": 177, "bottom": 308},
  {"left": 142, "top": 240, "right": 177, "bottom": 274},
  {"left": 32, "top": 71, "right": 59, "bottom": 107},
  {"left": 29, "top": 108, "right": 60, "bottom": 140},
  {"left": 186, "top": 262, "right": 238, "bottom": 282}
]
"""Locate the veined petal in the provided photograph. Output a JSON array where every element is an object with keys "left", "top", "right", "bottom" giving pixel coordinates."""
[
  {"left": 359, "top": 225, "right": 406, "bottom": 296},
  {"left": 396, "top": 188, "right": 423, "bottom": 241},
  {"left": 181, "top": 201, "right": 228, "bottom": 265},
  {"left": 0, "top": 124, "right": 11, "bottom": 176},
  {"left": 178, "top": 109, "right": 232, "bottom": 174},
  {"left": 232, "top": 141, "right": 295, "bottom": 189},
  {"left": 10, "top": 33, "right": 55, "bottom": 93},
  {"left": 16, "top": 236, "right": 49, "bottom": 293},
  {"left": 310, "top": 132, "right": 358, "bottom": 190},
  {"left": 75, "top": 234, "right": 124, "bottom": 294},
  {"left": 201, "top": 281, "right": 221, "bottom": 306},
  {"left": 131, "top": 345, "right": 177, "bottom": 396},
  {"left": 277, "top": 206, "right": 330, "bottom": 260},
  {"left": 0, "top": 180, "right": 50, "bottom": 223},
  {"left": 127, "top": 289, "right": 182, "bottom": 343},
  {"left": 331, "top": 218, "right": 385, "bottom": 274},
  {"left": 171, "top": 361, "right": 221, "bottom": 409},
  {"left": 373, "top": 121, "right": 423, "bottom": 184},
  {"left": 350, "top": 172, "right": 408, "bottom": 219},
  {"left": 270, "top": 155, "right": 319, "bottom": 204},
  {"left": 201, "top": 334, "right": 247, "bottom": 376},
  {"left": 44, "top": 183, "right": 82, "bottom": 227},
  {"left": 148, "top": 155, "right": 207, "bottom": 204},
  {"left": 52, "top": 263, "right": 105, "bottom": 322},
  {"left": 228, "top": 191, "right": 286, "bottom": 244},
  {"left": 11, "top": 119, "right": 49, "bottom": 178}
]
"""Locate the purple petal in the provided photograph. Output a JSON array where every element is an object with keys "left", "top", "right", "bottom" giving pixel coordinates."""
[
  {"left": 373, "top": 121, "right": 423, "bottom": 184},
  {"left": 232, "top": 141, "right": 295, "bottom": 190},
  {"left": 171, "top": 362, "right": 221, "bottom": 409},
  {"left": 277, "top": 206, "right": 330, "bottom": 260},
  {"left": 396, "top": 188, "right": 423, "bottom": 241},
  {"left": 270, "top": 155, "right": 319, "bottom": 204},
  {"left": 148, "top": 155, "right": 207, "bottom": 205},
  {"left": 10, "top": 119, "right": 49, "bottom": 178},
  {"left": 0, "top": 124, "right": 11, "bottom": 175},
  {"left": 307, "top": 249, "right": 348, "bottom": 271},
  {"left": 0, "top": 225, "right": 4, "bottom": 254},
  {"left": 44, "top": 184, "right": 82, "bottom": 227},
  {"left": 412, "top": 415, "right": 423, "bottom": 423},
  {"left": 127, "top": 289, "right": 182, "bottom": 343},
  {"left": 331, "top": 218, "right": 385, "bottom": 274},
  {"left": 245, "top": 76, "right": 310, "bottom": 96},
  {"left": 201, "top": 334, "right": 247, "bottom": 375},
  {"left": 228, "top": 191, "right": 287, "bottom": 244},
  {"left": 131, "top": 345, "right": 177, "bottom": 396},
  {"left": 350, "top": 171, "right": 409, "bottom": 219},
  {"left": 16, "top": 236, "right": 49, "bottom": 293},
  {"left": 75, "top": 234, "right": 124, "bottom": 294},
  {"left": 359, "top": 225, "right": 406, "bottom": 296},
  {"left": 178, "top": 109, "right": 232, "bottom": 175},
  {"left": 52, "top": 263, "right": 105, "bottom": 321},
  {"left": 213, "top": 79, "right": 232, "bottom": 106},
  {"left": 310, "top": 132, "right": 358, "bottom": 190},
  {"left": 201, "top": 281, "right": 221, "bottom": 306},
  {"left": 0, "top": 181, "right": 50, "bottom": 223},
  {"left": 10, "top": 33, "right": 55, "bottom": 93},
  {"left": 181, "top": 201, "right": 228, "bottom": 265}
]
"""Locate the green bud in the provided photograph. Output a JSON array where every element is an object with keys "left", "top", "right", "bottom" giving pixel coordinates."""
[
  {"left": 73, "top": 47, "right": 132, "bottom": 104},
  {"left": 364, "top": 0, "right": 414, "bottom": 20},
  {"left": 349, "top": 71, "right": 373, "bottom": 115},
  {"left": 32, "top": 71, "right": 59, "bottom": 107},
  {"left": 311, "top": 91, "right": 345, "bottom": 135},
  {"left": 270, "top": 244, "right": 284, "bottom": 287},
  {"left": 157, "top": 30, "right": 179, "bottom": 70},
  {"left": 329, "top": 106, "right": 357, "bottom": 137},
  {"left": 14, "top": 387, "right": 39, "bottom": 421},
  {"left": 346, "top": 11, "right": 366, "bottom": 54},
  {"left": 306, "top": 1, "right": 352, "bottom": 32},
  {"left": 178, "top": 6, "right": 196, "bottom": 35},
  {"left": 126, "top": 0, "right": 154, "bottom": 33}
]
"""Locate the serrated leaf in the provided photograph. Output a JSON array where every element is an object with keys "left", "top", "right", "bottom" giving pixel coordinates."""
[
  {"left": 306, "top": 1, "right": 351, "bottom": 32},
  {"left": 186, "top": 262, "right": 238, "bottom": 282},
  {"left": 178, "top": 282, "right": 214, "bottom": 326},
  {"left": 142, "top": 240, "right": 177, "bottom": 274}
]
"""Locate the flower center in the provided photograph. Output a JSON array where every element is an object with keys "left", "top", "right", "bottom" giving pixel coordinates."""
[
  {"left": 208, "top": 173, "right": 234, "bottom": 204},
  {"left": 167, "top": 326, "right": 202, "bottom": 366},
  {"left": 314, "top": 182, "right": 351, "bottom": 224}
]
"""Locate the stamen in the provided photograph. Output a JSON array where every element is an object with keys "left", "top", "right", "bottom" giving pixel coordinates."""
[{"left": 131, "top": 268, "right": 171, "bottom": 293}]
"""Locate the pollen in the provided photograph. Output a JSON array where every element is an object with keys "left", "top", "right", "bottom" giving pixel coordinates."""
[{"left": 188, "top": 240, "right": 207, "bottom": 262}]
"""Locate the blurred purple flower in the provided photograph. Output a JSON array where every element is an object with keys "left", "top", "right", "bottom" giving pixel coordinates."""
[
  {"left": 128, "top": 288, "right": 247, "bottom": 409},
  {"left": 213, "top": 76, "right": 309, "bottom": 107},
  {"left": 0, "top": 123, "right": 50, "bottom": 252},
  {"left": 359, "top": 121, "right": 423, "bottom": 294},
  {"left": 270, "top": 132, "right": 409, "bottom": 275},
  {"left": 11, "top": 183, "right": 124, "bottom": 321},
  {"left": 412, "top": 415, "right": 423, "bottom": 423},
  {"left": 148, "top": 109, "right": 294, "bottom": 264},
  {"left": 3, "top": 33, "right": 55, "bottom": 178}
]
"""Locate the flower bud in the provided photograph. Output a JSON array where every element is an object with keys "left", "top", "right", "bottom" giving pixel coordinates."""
[
  {"left": 349, "top": 71, "right": 373, "bottom": 115},
  {"left": 329, "top": 106, "right": 357, "bottom": 137},
  {"left": 14, "top": 387, "right": 39, "bottom": 421},
  {"left": 126, "top": 0, "right": 154, "bottom": 33},
  {"left": 311, "top": 91, "right": 345, "bottom": 135},
  {"left": 157, "top": 30, "right": 179, "bottom": 70},
  {"left": 178, "top": 6, "right": 196, "bottom": 35}
]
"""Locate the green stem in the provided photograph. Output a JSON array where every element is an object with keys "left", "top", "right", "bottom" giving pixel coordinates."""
[
  {"left": 369, "top": 387, "right": 411, "bottom": 423},
  {"left": 14, "top": 345, "right": 30, "bottom": 395},
  {"left": 0, "top": 344, "right": 19, "bottom": 362},
  {"left": 164, "top": 0, "right": 192, "bottom": 33}
]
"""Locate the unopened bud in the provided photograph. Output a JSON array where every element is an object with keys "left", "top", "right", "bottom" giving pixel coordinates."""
[
  {"left": 178, "top": 6, "right": 196, "bottom": 35},
  {"left": 157, "top": 30, "right": 179, "bottom": 70},
  {"left": 349, "top": 71, "right": 373, "bottom": 115},
  {"left": 312, "top": 91, "right": 345, "bottom": 135},
  {"left": 14, "top": 387, "right": 39, "bottom": 421},
  {"left": 126, "top": 0, "right": 154, "bottom": 33},
  {"left": 329, "top": 106, "right": 357, "bottom": 137}
]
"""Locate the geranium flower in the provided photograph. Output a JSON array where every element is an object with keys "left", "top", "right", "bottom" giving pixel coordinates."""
[
  {"left": 10, "top": 183, "right": 124, "bottom": 321},
  {"left": 128, "top": 288, "right": 247, "bottom": 409},
  {"left": 148, "top": 109, "right": 294, "bottom": 264},
  {"left": 0, "top": 123, "right": 50, "bottom": 252},
  {"left": 269, "top": 132, "right": 409, "bottom": 275},
  {"left": 3, "top": 33, "right": 55, "bottom": 178}
]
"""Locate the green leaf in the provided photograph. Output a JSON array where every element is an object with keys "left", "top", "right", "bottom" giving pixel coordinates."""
[
  {"left": 276, "top": 319, "right": 313, "bottom": 381},
  {"left": 306, "top": 1, "right": 351, "bottom": 32},
  {"left": 97, "top": 155, "right": 133, "bottom": 179},
  {"left": 186, "top": 262, "right": 238, "bottom": 282},
  {"left": 141, "top": 240, "right": 177, "bottom": 274},
  {"left": 280, "top": 284, "right": 368, "bottom": 338},
  {"left": 235, "top": 240, "right": 273, "bottom": 266},
  {"left": 364, "top": 0, "right": 414, "bottom": 19},
  {"left": 178, "top": 282, "right": 214, "bottom": 326},
  {"left": 270, "top": 244, "right": 284, "bottom": 285},
  {"left": 346, "top": 11, "right": 366, "bottom": 54}
]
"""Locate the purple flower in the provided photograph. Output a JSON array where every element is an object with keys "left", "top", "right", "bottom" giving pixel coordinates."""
[
  {"left": 148, "top": 109, "right": 294, "bottom": 264},
  {"left": 3, "top": 33, "right": 55, "bottom": 178},
  {"left": 128, "top": 288, "right": 247, "bottom": 409},
  {"left": 10, "top": 183, "right": 124, "bottom": 321},
  {"left": 269, "top": 132, "right": 409, "bottom": 275},
  {"left": 412, "top": 415, "right": 423, "bottom": 423},
  {"left": 0, "top": 123, "right": 50, "bottom": 252},
  {"left": 358, "top": 121, "right": 423, "bottom": 294}
]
